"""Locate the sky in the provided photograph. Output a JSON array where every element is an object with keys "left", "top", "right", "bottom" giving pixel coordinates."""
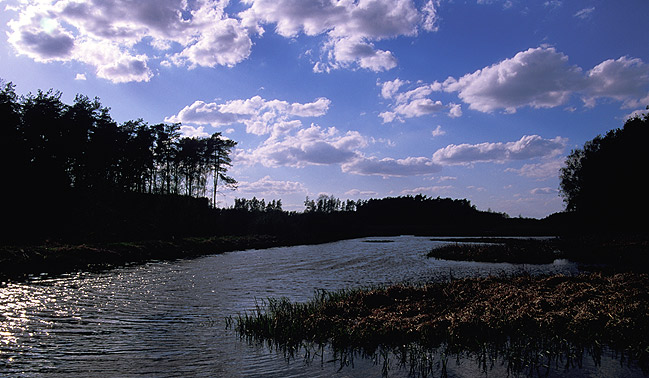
[{"left": 1, "top": 0, "right": 648, "bottom": 218}]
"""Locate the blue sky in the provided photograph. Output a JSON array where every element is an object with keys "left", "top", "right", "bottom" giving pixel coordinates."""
[{"left": 1, "top": 0, "right": 648, "bottom": 218}]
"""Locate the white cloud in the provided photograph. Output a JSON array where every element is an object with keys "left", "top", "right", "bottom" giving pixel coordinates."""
[
  {"left": 421, "top": 0, "right": 441, "bottom": 32},
  {"left": 345, "top": 189, "right": 379, "bottom": 197},
  {"left": 583, "top": 56, "right": 649, "bottom": 108},
  {"left": 168, "top": 18, "right": 252, "bottom": 68},
  {"left": 505, "top": 159, "right": 564, "bottom": 179},
  {"left": 74, "top": 73, "right": 87, "bottom": 80},
  {"left": 341, "top": 155, "right": 441, "bottom": 177},
  {"left": 624, "top": 108, "right": 649, "bottom": 121},
  {"left": 166, "top": 96, "right": 331, "bottom": 135},
  {"left": 329, "top": 36, "right": 398, "bottom": 72},
  {"left": 574, "top": 7, "right": 595, "bottom": 19},
  {"left": 544, "top": 1, "right": 562, "bottom": 8},
  {"left": 237, "top": 124, "right": 367, "bottom": 168},
  {"left": 379, "top": 111, "right": 398, "bottom": 123},
  {"left": 74, "top": 40, "right": 153, "bottom": 83},
  {"left": 433, "top": 135, "right": 566, "bottom": 165},
  {"left": 448, "top": 103, "right": 462, "bottom": 118},
  {"left": 393, "top": 98, "right": 445, "bottom": 118},
  {"left": 531, "top": 187, "right": 558, "bottom": 195},
  {"left": 6, "top": 0, "right": 252, "bottom": 82},
  {"left": 442, "top": 46, "right": 583, "bottom": 113},
  {"left": 236, "top": 175, "right": 307, "bottom": 196},
  {"left": 380, "top": 78, "right": 408, "bottom": 99},
  {"left": 401, "top": 185, "right": 453, "bottom": 195},
  {"left": 467, "top": 185, "right": 486, "bottom": 192},
  {"left": 240, "top": 0, "right": 438, "bottom": 72},
  {"left": 379, "top": 81, "right": 459, "bottom": 122},
  {"left": 431, "top": 125, "right": 446, "bottom": 137},
  {"left": 179, "top": 125, "right": 210, "bottom": 138},
  {"left": 442, "top": 46, "right": 649, "bottom": 113}
]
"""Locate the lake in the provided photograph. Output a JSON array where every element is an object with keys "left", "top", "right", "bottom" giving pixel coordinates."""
[{"left": 0, "top": 236, "right": 643, "bottom": 377}]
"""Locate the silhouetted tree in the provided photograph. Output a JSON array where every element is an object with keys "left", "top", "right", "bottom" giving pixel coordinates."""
[
  {"left": 207, "top": 133, "right": 237, "bottom": 207},
  {"left": 0, "top": 81, "right": 24, "bottom": 190},
  {"left": 559, "top": 113, "right": 649, "bottom": 228},
  {"left": 152, "top": 123, "right": 181, "bottom": 194}
]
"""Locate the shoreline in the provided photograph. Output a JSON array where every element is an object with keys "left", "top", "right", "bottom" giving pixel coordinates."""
[{"left": 0, "top": 233, "right": 356, "bottom": 282}]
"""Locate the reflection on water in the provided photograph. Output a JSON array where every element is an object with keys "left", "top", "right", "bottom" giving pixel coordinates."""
[{"left": 0, "top": 236, "right": 643, "bottom": 376}]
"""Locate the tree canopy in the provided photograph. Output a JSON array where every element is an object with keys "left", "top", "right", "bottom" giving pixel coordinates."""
[
  {"left": 0, "top": 79, "right": 236, "bottom": 205},
  {"left": 559, "top": 113, "right": 649, "bottom": 229}
]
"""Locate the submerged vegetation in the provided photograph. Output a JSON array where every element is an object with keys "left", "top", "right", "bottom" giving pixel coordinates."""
[{"left": 235, "top": 273, "right": 649, "bottom": 376}]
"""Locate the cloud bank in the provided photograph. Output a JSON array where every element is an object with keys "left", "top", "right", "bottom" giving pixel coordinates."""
[
  {"left": 432, "top": 135, "right": 567, "bottom": 165},
  {"left": 6, "top": 0, "right": 441, "bottom": 81},
  {"left": 441, "top": 46, "right": 649, "bottom": 113}
]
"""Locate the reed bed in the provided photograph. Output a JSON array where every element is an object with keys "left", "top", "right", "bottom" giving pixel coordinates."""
[
  {"left": 234, "top": 272, "right": 649, "bottom": 376},
  {"left": 427, "top": 237, "right": 649, "bottom": 268},
  {"left": 427, "top": 239, "right": 562, "bottom": 264}
]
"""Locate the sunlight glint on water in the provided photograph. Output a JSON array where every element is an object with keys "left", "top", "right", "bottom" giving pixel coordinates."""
[{"left": 0, "top": 236, "right": 640, "bottom": 377}]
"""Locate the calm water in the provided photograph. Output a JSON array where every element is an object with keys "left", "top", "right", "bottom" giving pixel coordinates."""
[{"left": 0, "top": 236, "right": 643, "bottom": 377}]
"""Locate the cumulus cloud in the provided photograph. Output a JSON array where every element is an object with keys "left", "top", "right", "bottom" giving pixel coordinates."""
[
  {"left": 166, "top": 96, "right": 331, "bottom": 135},
  {"left": 442, "top": 46, "right": 649, "bottom": 113},
  {"left": 237, "top": 176, "right": 307, "bottom": 196},
  {"left": 421, "top": 0, "right": 441, "bottom": 32},
  {"left": 168, "top": 18, "right": 252, "bottom": 68},
  {"left": 6, "top": 0, "right": 252, "bottom": 82},
  {"left": 237, "top": 124, "right": 367, "bottom": 168},
  {"left": 505, "top": 159, "right": 564, "bottom": 179},
  {"left": 401, "top": 185, "right": 453, "bottom": 195},
  {"left": 442, "top": 46, "right": 583, "bottom": 113},
  {"left": 448, "top": 103, "right": 462, "bottom": 118},
  {"left": 380, "top": 78, "right": 408, "bottom": 99},
  {"left": 328, "top": 37, "right": 398, "bottom": 72},
  {"left": 378, "top": 79, "right": 459, "bottom": 123},
  {"left": 239, "top": 0, "right": 439, "bottom": 72},
  {"left": 179, "top": 125, "right": 210, "bottom": 138},
  {"left": 341, "top": 155, "right": 441, "bottom": 177},
  {"left": 583, "top": 56, "right": 649, "bottom": 108},
  {"left": 431, "top": 125, "right": 446, "bottom": 137},
  {"left": 432, "top": 135, "right": 567, "bottom": 165}
]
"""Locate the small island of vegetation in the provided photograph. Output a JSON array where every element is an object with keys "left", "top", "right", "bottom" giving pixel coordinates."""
[{"left": 235, "top": 272, "right": 649, "bottom": 376}]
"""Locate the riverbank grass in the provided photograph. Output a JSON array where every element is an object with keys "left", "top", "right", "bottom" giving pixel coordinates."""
[{"left": 235, "top": 272, "right": 649, "bottom": 375}]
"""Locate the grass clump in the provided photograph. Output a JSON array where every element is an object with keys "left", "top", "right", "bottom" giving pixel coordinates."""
[
  {"left": 427, "top": 238, "right": 562, "bottom": 264},
  {"left": 234, "top": 273, "right": 649, "bottom": 376}
]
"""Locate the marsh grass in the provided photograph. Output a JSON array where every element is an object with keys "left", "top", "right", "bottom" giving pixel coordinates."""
[
  {"left": 233, "top": 273, "right": 649, "bottom": 376},
  {"left": 427, "top": 237, "right": 649, "bottom": 268},
  {"left": 427, "top": 238, "right": 562, "bottom": 264}
]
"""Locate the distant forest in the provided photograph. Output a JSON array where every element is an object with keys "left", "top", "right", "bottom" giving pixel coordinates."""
[
  {"left": 1, "top": 80, "right": 534, "bottom": 243},
  {"left": 3, "top": 80, "right": 643, "bottom": 244}
]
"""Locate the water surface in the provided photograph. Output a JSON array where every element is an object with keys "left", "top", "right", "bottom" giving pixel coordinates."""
[{"left": 0, "top": 236, "right": 641, "bottom": 377}]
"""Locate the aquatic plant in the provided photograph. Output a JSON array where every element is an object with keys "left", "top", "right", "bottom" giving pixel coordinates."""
[
  {"left": 427, "top": 238, "right": 562, "bottom": 264},
  {"left": 234, "top": 273, "right": 649, "bottom": 376}
]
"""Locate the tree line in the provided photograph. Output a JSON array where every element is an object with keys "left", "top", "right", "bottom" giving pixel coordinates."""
[{"left": 0, "top": 80, "right": 236, "bottom": 206}]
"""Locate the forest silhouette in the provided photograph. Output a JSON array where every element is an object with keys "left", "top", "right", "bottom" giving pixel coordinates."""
[{"left": 1, "top": 79, "right": 647, "bottom": 245}]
